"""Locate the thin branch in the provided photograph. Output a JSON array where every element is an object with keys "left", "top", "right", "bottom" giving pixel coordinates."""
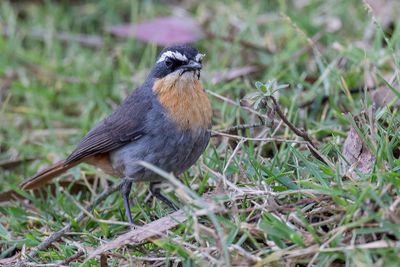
[
  {"left": 59, "top": 250, "right": 85, "bottom": 266},
  {"left": 269, "top": 96, "right": 315, "bottom": 147},
  {"left": 269, "top": 95, "right": 334, "bottom": 167},
  {"left": 207, "top": 90, "right": 333, "bottom": 166}
]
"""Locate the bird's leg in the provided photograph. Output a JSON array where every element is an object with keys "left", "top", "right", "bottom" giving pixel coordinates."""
[
  {"left": 149, "top": 182, "right": 178, "bottom": 211},
  {"left": 120, "top": 178, "right": 134, "bottom": 225}
]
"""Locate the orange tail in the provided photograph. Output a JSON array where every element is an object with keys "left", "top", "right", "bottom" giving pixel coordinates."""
[{"left": 20, "top": 160, "right": 78, "bottom": 190}]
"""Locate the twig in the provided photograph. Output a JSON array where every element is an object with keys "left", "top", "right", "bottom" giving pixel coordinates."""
[
  {"left": 269, "top": 95, "right": 333, "bottom": 167},
  {"left": 269, "top": 96, "right": 315, "bottom": 148},
  {"left": 207, "top": 90, "right": 333, "bottom": 166},
  {"left": 16, "top": 183, "right": 120, "bottom": 266},
  {"left": 100, "top": 254, "right": 108, "bottom": 267},
  {"left": 59, "top": 250, "right": 85, "bottom": 266},
  {"left": 82, "top": 186, "right": 236, "bottom": 265}
]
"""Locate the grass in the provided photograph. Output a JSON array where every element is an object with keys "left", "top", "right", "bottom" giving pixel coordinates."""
[{"left": 1, "top": 0, "right": 400, "bottom": 266}]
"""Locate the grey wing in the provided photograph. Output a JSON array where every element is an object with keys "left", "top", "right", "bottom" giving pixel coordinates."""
[{"left": 65, "top": 90, "right": 151, "bottom": 164}]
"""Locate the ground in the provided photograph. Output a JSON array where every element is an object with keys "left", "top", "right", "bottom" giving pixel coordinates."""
[{"left": 0, "top": 0, "right": 399, "bottom": 266}]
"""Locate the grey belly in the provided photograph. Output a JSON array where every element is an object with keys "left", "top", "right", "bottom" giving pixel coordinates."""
[{"left": 109, "top": 127, "right": 210, "bottom": 182}]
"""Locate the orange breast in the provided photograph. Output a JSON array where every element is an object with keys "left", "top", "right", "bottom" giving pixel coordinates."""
[{"left": 153, "top": 72, "right": 212, "bottom": 130}]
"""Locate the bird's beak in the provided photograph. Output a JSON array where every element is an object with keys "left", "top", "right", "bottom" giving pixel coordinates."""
[{"left": 182, "top": 60, "right": 202, "bottom": 71}]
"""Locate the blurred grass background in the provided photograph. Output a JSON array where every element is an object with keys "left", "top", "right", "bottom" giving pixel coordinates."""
[{"left": 1, "top": 0, "right": 399, "bottom": 266}]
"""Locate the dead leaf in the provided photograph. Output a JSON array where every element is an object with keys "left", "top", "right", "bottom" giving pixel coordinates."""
[
  {"left": 342, "top": 127, "right": 364, "bottom": 163},
  {"left": 212, "top": 65, "right": 266, "bottom": 84},
  {"left": 364, "top": 0, "right": 399, "bottom": 27},
  {"left": 370, "top": 86, "right": 400, "bottom": 108},
  {"left": 342, "top": 113, "right": 377, "bottom": 179},
  {"left": 106, "top": 16, "right": 203, "bottom": 46},
  {"left": 362, "top": 0, "right": 400, "bottom": 45}
]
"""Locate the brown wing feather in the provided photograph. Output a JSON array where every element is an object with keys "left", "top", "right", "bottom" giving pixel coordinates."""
[
  {"left": 13, "top": 86, "right": 151, "bottom": 192},
  {"left": 65, "top": 87, "right": 151, "bottom": 164}
]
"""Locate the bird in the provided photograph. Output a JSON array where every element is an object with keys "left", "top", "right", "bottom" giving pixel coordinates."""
[{"left": 17, "top": 44, "right": 212, "bottom": 224}]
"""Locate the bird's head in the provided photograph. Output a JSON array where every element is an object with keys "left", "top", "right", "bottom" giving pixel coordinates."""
[
  {"left": 150, "top": 45, "right": 211, "bottom": 130},
  {"left": 150, "top": 44, "right": 204, "bottom": 81}
]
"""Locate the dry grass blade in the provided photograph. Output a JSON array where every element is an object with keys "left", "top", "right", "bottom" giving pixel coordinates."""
[
  {"left": 0, "top": 157, "right": 39, "bottom": 170},
  {"left": 206, "top": 89, "right": 271, "bottom": 121},
  {"left": 211, "top": 123, "right": 263, "bottom": 136},
  {"left": 2, "top": 26, "right": 104, "bottom": 48},
  {"left": 83, "top": 209, "right": 187, "bottom": 264},
  {"left": 211, "top": 65, "right": 266, "bottom": 84},
  {"left": 204, "top": 31, "right": 274, "bottom": 53}
]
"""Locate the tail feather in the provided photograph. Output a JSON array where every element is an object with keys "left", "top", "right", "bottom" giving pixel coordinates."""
[
  {"left": 20, "top": 160, "right": 78, "bottom": 190},
  {"left": 0, "top": 160, "right": 81, "bottom": 203}
]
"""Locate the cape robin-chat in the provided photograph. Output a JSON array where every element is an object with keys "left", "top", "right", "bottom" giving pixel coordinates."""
[{"left": 18, "top": 44, "right": 212, "bottom": 224}]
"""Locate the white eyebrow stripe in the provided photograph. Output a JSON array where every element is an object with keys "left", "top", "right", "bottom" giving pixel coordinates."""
[
  {"left": 157, "top": 51, "right": 188, "bottom": 63},
  {"left": 195, "top": 53, "right": 205, "bottom": 62}
]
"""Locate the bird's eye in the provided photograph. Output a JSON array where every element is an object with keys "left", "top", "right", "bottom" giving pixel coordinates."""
[{"left": 165, "top": 57, "right": 173, "bottom": 68}]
